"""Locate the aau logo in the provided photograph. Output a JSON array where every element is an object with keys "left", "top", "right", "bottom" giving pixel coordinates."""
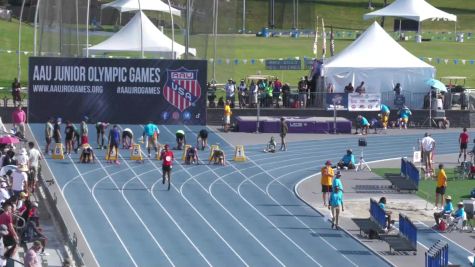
[{"left": 163, "top": 67, "right": 202, "bottom": 112}]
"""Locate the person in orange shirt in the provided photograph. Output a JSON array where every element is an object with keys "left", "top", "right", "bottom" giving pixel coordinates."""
[
  {"left": 434, "top": 164, "right": 447, "bottom": 210},
  {"left": 223, "top": 100, "right": 232, "bottom": 132},
  {"left": 321, "top": 160, "right": 334, "bottom": 206}
]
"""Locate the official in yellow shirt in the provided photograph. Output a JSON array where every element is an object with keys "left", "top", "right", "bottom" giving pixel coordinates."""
[
  {"left": 224, "top": 100, "right": 232, "bottom": 132},
  {"left": 321, "top": 160, "right": 334, "bottom": 206},
  {"left": 435, "top": 164, "right": 447, "bottom": 209}
]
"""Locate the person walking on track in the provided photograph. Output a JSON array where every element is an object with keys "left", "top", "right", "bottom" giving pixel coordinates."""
[
  {"left": 161, "top": 144, "right": 174, "bottom": 190},
  {"left": 421, "top": 132, "right": 436, "bottom": 176},
  {"left": 279, "top": 117, "right": 288, "bottom": 151},
  {"left": 321, "top": 160, "right": 334, "bottom": 207},
  {"left": 143, "top": 121, "right": 160, "bottom": 158},
  {"left": 328, "top": 186, "right": 344, "bottom": 229},
  {"left": 459, "top": 127, "right": 469, "bottom": 163}
]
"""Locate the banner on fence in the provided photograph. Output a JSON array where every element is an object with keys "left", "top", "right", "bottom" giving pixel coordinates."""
[
  {"left": 265, "top": 59, "right": 301, "bottom": 70},
  {"left": 325, "top": 93, "right": 348, "bottom": 110},
  {"left": 28, "top": 57, "right": 207, "bottom": 124},
  {"left": 348, "top": 93, "right": 381, "bottom": 111}
]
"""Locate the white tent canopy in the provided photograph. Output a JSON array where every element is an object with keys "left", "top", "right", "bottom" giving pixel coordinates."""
[
  {"left": 102, "top": 0, "right": 181, "bottom": 16},
  {"left": 323, "top": 22, "right": 435, "bottom": 104},
  {"left": 363, "top": 0, "right": 456, "bottom": 22},
  {"left": 87, "top": 11, "right": 196, "bottom": 57}
]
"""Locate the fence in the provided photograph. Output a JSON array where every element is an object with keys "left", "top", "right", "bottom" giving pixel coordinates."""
[
  {"left": 406, "top": 160, "right": 421, "bottom": 187},
  {"left": 425, "top": 240, "right": 449, "bottom": 267},
  {"left": 399, "top": 213, "right": 417, "bottom": 250},
  {"left": 370, "top": 198, "right": 387, "bottom": 229}
]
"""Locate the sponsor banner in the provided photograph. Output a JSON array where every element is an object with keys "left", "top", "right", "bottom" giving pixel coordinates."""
[
  {"left": 28, "top": 57, "right": 207, "bottom": 124},
  {"left": 325, "top": 93, "right": 348, "bottom": 110},
  {"left": 265, "top": 59, "right": 301, "bottom": 70},
  {"left": 348, "top": 93, "right": 381, "bottom": 111}
]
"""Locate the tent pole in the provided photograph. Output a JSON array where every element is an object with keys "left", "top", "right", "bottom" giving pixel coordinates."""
[
  {"left": 17, "top": 0, "right": 26, "bottom": 82},
  {"left": 34, "top": 0, "right": 41, "bottom": 56},
  {"left": 75, "top": 0, "right": 80, "bottom": 56},
  {"left": 138, "top": 0, "right": 144, "bottom": 58},
  {"left": 166, "top": 0, "right": 175, "bottom": 59},
  {"left": 212, "top": 0, "right": 217, "bottom": 82},
  {"left": 86, "top": 0, "right": 90, "bottom": 57},
  {"left": 454, "top": 22, "right": 457, "bottom": 42}
]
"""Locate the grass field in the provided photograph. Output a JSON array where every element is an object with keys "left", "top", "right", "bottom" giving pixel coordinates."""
[
  {"left": 373, "top": 168, "right": 475, "bottom": 205},
  {"left": 1, "top": 0, "right": 475, "bottom": 89}
]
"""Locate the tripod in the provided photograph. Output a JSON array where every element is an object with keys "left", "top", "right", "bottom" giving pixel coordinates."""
[
  {"left": 356, "top": 147, "right": 371, "bottom": 172},
  {"left": 422, "top": 92, "right": 437, "bottom": 128}
]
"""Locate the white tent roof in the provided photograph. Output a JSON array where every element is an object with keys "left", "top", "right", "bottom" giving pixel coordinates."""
[
  {"left": 364, "top": 0, "right": 456, "bottom": 22},
  {"left": 102, "top": 0, "right": 181, "bottom": 16},
  {"left": 87, "top": 11, "right": 196, "bottom": 57},
  {"left": 324, "top": 22, "right": 433, "bottom": 68}
]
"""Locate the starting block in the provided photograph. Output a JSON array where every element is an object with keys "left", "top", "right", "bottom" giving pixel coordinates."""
[
  {"left": 52, "top": 143, "right": 64, "bottom": 160},
  {"left": 105, "top": 145, "right": 118, "bottom": 161},
  {"left": 156, "top": 144, "right": 163, "bottom": 160},
  {"left": 209, "top": 145, "right": 220, "bottom": 160},
  {"left": 233, "top": 145, "right": 246, "bottom": 161},
  {"left": 181, "top": 144, "right": 191, "bottom": 161},
  {"left": 131, "top": 144, "right": 143, "bottom": 161}
]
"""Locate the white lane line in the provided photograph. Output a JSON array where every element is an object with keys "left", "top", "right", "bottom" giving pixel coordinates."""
[
  {"left": 137, "top": 125, "right": 249, "bottom": 267},
  {"left": 92, "top": 156, "right": 175, "bottom": 267},
  {"left": 164, "top": 125, "right": 286, "bottom": 267},
  {"left": 27, "top": 124, "right": 101, "bottom": 267},
  {"left": 417, "top": 221, "right": 474, "bottom": 254}
]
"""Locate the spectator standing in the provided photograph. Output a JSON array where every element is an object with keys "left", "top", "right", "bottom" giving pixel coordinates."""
[
  {"left": 160, "top": 144, "right": 174, "bottom": 191},
  {"left": 0, "top": 203, "right": 19, "bottom": 248},
  {"left": 16, "top": 148, "right": 29, "bottom": 167},
  {"left": 11, "top": 105, "right": 26, "bottom": 137},
  {"left": 344, "top": 83, "right": 354, "bottom": 94},
  {"left": 433, "top": 195, "right": 453, "bottom": 227},
  {"left": 298, "top": 77, "right": 308, "bottom": 108},
  {"left": 28, "top": 142, "right": 41, "bottom": 193},
  {"left": 24, "top": 240, "right": 42, "bottom": 267},
  {"left": 223, "top": 100, "right": 232, "bottom": 132},
  {"left": 12, "top": 165, "right": 28, "bottom": 197},
  {"left": 320, "top": 160, "right": 334, "bottom": 207},
  {"left": 44, "top": 118, "right": 54, "bottom": 155},
  {"left": 281, "top": 83, "right": 290, "bottom": 108},
  {"left": 225, "top": 79, "right": 236, "bottom": 108},
  {"left": 107, "top": 125, "right": 120, "bottom": 164},
  {"left": 434, "top": 164, "right": 447, "bottom": 209},
  {"left": 249, "top": 81, "right": 258, "bottom": 108},
  {"left": 11, "top": 78, "right": 21, "bottom": 107},
  {"left": 421, "top": 132, "right": 436, "bottom": 175},
  {"left": 273, "top": 78, "right": 282, "bottom": 108},
  {"left": 393, "top": 83, "right": 402, "bottom": 95},
  {"left": 265, "top": 81, "right": 273, "bottom": 107},
  {"left": 458, "top": 127, "right": 469, "bottom": 163},
  {"left": 279, "top": 117, "right": 288, "bottom": 151},
  {"left": 328, "top": 186, "right": 344, "bottom": 229},
  {"left": 237, "top": 80, "right": 247, "bottom": 108},
  {"left": 0, "top": 224, "right": 8, "bottom": 267},
  {"left": 143, "top": 121, "right": 159, "bottom": 158},
  {"left": 355, "top": 81, "right": 366, "bottom": 94}
]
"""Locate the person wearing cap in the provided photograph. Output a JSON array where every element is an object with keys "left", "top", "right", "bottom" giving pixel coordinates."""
[
  {"left": 337, "top": 149, "right": 355, "bottom": 170},
  {"left": 434, "top": 195, "right": 454, "bottom": 227},
  {"left": 28, "top": 142, "right": 41, "bottom": 193},
  {"left": 397, "top": 106, "right": 412, "bottom": 129},
  {"left": 452, "top": 202, "right": 467, "bottom": 229},
  {"left": 11, "top": 165, "right": 27, "bottom": 197},
  {"left": 279, "top": 117, "right": 288, "bottom": 151},
  {"left": 16, "top": 148, "right": 29, "bottom": 166},
  {"left": 197, "top": 129, "right": 208, "bottom": 151},
  {"left": 332, "top": 171, "right": 344, "bottom": 192},
  {"left": 223, "top": 100, "right": 232, "bottom": 133},
  {"left": 321, "top": 160, "right": 334, "bottom": 207},
  {"left": 24, "top": 240, "right": 42, "bottom": 266},
  {"left": 160, "top": 145, "right": 174, "bottom": 191},
  {"left": 434, "top": 164, "right": 447, "bottom": 210},
  {"left": 44, "top": 117, "right": 54, "bottom": 155},
  {"left": 328, "top": 186, "right": 344, "bottom": 229},
  {"left": 225, "top": 78, "right": 236, "bottom": 108},
  {"left": 121, "top": 128, "right": 134, "bottom": 149},
  {"left": 143, "top": 121, "right": 160, "bottom": 158},
  {"left": 356, "top": 115, "right": 369, "bottom": 135},
  {"left": 0, "top": 203, "right": 19, "bottom": 247},
  {"left": 238, "top": 79, "right": 247, "bottom": 108},
  {"left": 175, "top": 130, "right": 186, "bottom": 150},
  {"left": 0, "top": 182, "right": 10, "bottom": 204},
  {"left": 421, "top": 132, "right": 436, "bottom": 176}
]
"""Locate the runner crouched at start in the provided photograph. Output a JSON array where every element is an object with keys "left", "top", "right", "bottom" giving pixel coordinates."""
[
  {"left": 264, "top": 136, "right": 277, "bottom": 153},
  {"left": 175, "top": 130, "right": 186, "bottom": 150},
  {"left": 185, "top": 146, "right": 199, "bottom": 165},
  {"left": 209, "top": 148, "right": 225, "bottom": 165},
  {"left": 79, "top": 144, "right": 96, "bottom": 163},
  {"left": 122, "top": 128, "right": 134, "bottom": 149}
]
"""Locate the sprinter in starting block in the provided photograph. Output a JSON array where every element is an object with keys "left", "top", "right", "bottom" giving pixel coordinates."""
[
  {"left": 80, "top": 144, "right": 96, "bottom": 163},
  {"left": 185, "top": 146, "right": 199, "bottom": 165},
  {"left": 209, "top": 148, "right": 225, "bottom": 165},
  {"left": 264, "top": 136, "right": 277, "bottom": 153}
]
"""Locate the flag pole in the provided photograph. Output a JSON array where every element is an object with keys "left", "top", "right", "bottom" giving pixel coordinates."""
[{"left": 313, "top": 17, "right": 318, "bottom": 58}]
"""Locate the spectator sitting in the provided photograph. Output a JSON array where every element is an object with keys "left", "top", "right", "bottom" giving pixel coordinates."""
[
  {"left": 209, "top": 149, "right": 225, "bottom": 165},
  {"left": 79, "top": 144, "right": 95, "bottom": 163},
  {"left": 337, "top": 149, "right": 355, "bottom": 170},
  {"left": 355, "top": 82, "right": 365, "bottom": 94},
  {"left": 434, "top": 195, "right": 453, "bottom": 227},
  {"left": 185, "top": 146, "right": 199, "bottom": 165},
  {"left": 264, "top": 137, "right": 277, "bottom": 153},
  {"left": 378, "top": 197, "right": 394, "bottom": 231},
  {"left": 344, "top": 83, "right": 354, "bottom": 93},
  {"left": 175, "top": 130, "right": 186, "bottom": 150},
  {"left": 452, "top": 202, "right": 467, "bottom": 229}
]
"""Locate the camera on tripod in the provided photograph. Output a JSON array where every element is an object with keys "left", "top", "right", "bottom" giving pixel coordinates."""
[{"left": 358, "top": 138, "right": 367, "bottom": 147}]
